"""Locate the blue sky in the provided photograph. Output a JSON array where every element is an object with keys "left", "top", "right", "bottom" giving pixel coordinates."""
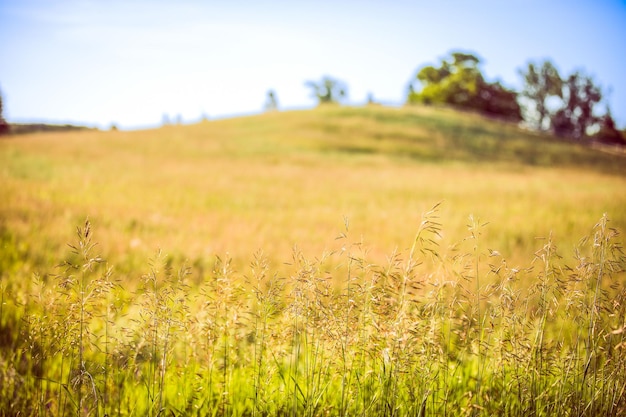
[{"left": 1, "top": 0, "right": 625, "bottom": 129}]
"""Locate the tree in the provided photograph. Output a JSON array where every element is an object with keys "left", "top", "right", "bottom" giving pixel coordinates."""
[
  {"left": 408, "top": 52, "right": 481, "bottom": 107},
  {"left": 551, "top": 71, "right": 603, "bottom": 139},
  {"left": 0, "top": 87, "right": 9, "bottom": 135},
  {"left": 473, "top": 81, "right": 523, "bottom": 121},
  {"left": 305, "top": 76, "right": 348, "bottom": 105},
  {"left": 518, "top": 61, "right": 562, "bottom": 130},
  {"left": 594, "top": 106, "right": 625, "bottom": 145},
  {"left": 520, "top": 61, "right": 613, "bottom": 141},
  {"left": 407, "top": 52, "right": 521, "bottom": 121},
  {"left": 265, "top": 89, "right": 278, "bottom": 111}
]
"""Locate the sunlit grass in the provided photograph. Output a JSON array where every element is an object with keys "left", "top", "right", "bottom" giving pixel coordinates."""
[
  {"left": 1, "top": 210, "right": 625, "bottom": 416},
  {"left": 1, "top": 106, "right": 624, "bottom": 276},
  {"left": 0, "top": 105, "right": 625, "bottom": 415}
]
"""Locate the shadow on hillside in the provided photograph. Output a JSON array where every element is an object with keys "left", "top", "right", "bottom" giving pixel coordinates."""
[{"left": 309, "top": 106, "right": 626, "bottom": 175}]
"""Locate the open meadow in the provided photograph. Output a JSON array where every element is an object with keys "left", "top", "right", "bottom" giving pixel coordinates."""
[{"left": 1, "top": 105, "right": 625, "bottom": 416}]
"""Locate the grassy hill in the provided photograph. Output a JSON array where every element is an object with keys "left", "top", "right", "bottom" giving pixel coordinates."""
[
  {"left": 1, "top": 104, "right": 625, "bottom": 416},
  {"left": 254, "top": 105, "right": 626, "bottom": 172},
  {"left": 1, "top": 104, "right": 624, "bottom": 272}
]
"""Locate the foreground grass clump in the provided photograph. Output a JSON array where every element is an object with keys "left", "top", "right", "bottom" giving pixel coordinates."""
[{"left": 1, "top": 210, "right": 625, "bottom": 416}]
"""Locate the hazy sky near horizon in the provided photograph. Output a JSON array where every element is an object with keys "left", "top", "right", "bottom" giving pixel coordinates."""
[{"left": 1, "top": 0, "right": 625, "bottom": 129}]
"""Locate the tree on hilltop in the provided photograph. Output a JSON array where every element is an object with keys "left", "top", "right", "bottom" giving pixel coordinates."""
[
  {"left": 520, "top": 62, "right": 612, "bottom": 140},
  {"left": 265, "top": 89, "right": 278, "bottom": 112},
  {"left": 0, "top": 87, "right": 9, "bottom": 135},
  {"left": 518, "top": 60, "right": 563, "bottom": 131},
  {"left": 305, "top": 76, "right": 348, "bottom": 105},
  {"left": 407, "top": 51, "right": 521, "bottom": 122},
  {"left": 408, "top": 52, "right": 481, "bottom": 107},
  {"left": 474, "top": 81, "right": 521, "bottom": 121},
  {"left": 551, "top": 70, "right": 603, "bottom": 139},
  {"left": 594, "top": 105, "right": 625, "bottom": 145}
]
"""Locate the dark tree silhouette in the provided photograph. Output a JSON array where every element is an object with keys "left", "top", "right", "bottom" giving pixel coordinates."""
[
  {"left": 594, "top": 106, "right": 625, "bottom": 145},
  {"left": 0, "top": 87, "right": 9, "bottom": 135}
]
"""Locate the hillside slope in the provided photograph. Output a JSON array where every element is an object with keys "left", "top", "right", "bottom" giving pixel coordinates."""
[
  {"left": 242, "top": 105, "right": 625, "bottom": 173},
  {"left": 5, "top": 104, "right": 623, "bottom": 171},
  {"left": 1, "top": 105, "right": 625, "bottom": 276},
  {"left": 2, "top": 106, "right": 626, "bottom": 417}
]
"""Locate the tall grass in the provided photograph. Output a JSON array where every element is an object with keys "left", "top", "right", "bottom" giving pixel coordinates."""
[{"left": 1, "top": 208, "right": 625, "bottom": 416}]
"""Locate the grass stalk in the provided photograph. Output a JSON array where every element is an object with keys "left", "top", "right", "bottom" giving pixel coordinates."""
[{"left": 7, "top": 213, "right": 626, "bottom": 416}]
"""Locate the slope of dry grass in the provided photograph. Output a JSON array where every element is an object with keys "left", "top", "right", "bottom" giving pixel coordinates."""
[
  {"left": 1, "top": 105, "right": 624, "bottom": 276},
  {"left": 1, "top": 104, "right": 625, "bottom": 416}
]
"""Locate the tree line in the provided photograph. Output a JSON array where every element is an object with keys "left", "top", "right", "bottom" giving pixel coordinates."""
[{"left": 303, "top": 51, "right": 624, "bottom": 146}]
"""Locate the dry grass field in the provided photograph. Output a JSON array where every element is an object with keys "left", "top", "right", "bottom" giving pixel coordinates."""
[
  {"left": 1, "top": 105, "right": 624, "bottom": 272},
  {"left": 1, "top": 105, "right": 625, "bottom": 416}
]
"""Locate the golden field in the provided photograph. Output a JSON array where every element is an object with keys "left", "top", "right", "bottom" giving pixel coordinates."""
[
  {"left": 1, "top": 105, "right": 625, "bottom": 276},
  {"left": 1, "top": 105, "right": 625, "bottom": 416}
]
